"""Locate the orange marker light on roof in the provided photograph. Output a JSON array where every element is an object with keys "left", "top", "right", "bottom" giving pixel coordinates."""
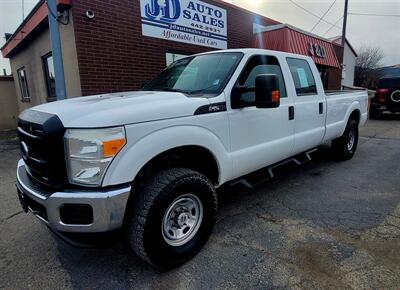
[{"left": 103, "top": 138, "right": 126, "bottom": 158}]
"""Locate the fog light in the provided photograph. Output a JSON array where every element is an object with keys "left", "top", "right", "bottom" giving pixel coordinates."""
[{"left": 59, "top": 204, "right": 93, "bottom": 225}]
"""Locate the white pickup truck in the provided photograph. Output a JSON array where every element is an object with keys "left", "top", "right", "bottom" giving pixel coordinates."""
[{"left": 16, "top": 49, "right": 368, "bottom": 268}]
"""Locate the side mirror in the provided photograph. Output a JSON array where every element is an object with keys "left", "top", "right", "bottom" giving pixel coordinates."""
[{"left": 255, "top": 74, "right": 280, "bottom": 108}]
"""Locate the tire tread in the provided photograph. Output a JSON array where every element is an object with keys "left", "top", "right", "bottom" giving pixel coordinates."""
[{"left": 127, "top": 168, "right": 217, "bottom": 268}]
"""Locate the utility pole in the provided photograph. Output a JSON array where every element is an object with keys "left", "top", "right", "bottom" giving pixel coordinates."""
[
  {"left": 341, "top": 0, "right": 349, "bottom": 46},
  {"left": 47, "top": 0, "right": 66, "bottom": 100},
  {"left": 22, "top": 0, "right": 24, "bottom": 21}
]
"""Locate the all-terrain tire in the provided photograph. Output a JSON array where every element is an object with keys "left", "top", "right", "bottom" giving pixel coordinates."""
[
  {"left": 332, "top": 118, "right": 359, "bottom": 161},
  {"left": 126, "top": 168, "right": 217, "bottom": 269}
]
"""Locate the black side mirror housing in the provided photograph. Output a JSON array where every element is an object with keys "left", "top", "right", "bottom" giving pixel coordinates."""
[{"left": 255, "top": 74, "right": 280, "bottom": 109}]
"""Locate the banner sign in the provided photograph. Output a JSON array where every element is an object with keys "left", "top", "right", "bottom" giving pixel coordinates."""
[
  {"left": 308, "top": 43, "right": 327, "bottom": 59},
  {"left": 140, "top": 0, "right": 228, "bottom": 49}
]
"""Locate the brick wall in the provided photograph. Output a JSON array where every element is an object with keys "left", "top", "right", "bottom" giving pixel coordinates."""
[{"left": 70, "top": 0, "right": 277, "bottom": 95}]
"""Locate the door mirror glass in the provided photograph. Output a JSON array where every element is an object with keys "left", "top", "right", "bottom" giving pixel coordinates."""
[{"left": 255, "top": 74, "right": 280, "bottom": 108}]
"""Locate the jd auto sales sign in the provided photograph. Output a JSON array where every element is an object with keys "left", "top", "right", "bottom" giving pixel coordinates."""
[{"left": 140, "top": 0, "right": 228, "bottom": 49}]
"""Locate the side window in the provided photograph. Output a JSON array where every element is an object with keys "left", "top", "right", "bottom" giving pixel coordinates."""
[
  {"left": 17, "top": 67, "right": 30, "bottom": 101},
  {"left": 286, "top": 58, "right": 317, "bottom": 95},
  {"left": 42, "top": 53, "right": 56, "bottom": 99},
  {"left": 237, "top": 55, "right": 287, "bottom": 104}
]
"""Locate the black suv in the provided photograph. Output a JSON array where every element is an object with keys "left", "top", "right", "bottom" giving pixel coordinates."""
[{"left": 370, "top": 77, "right": 400, "bottom": 118}]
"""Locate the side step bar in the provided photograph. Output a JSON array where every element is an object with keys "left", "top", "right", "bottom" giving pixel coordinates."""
[{"left": 231, "top": 148, "right": 318, "bottom": 189}]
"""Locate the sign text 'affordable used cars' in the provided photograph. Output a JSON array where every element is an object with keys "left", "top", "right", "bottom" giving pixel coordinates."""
[{"left": 140, "top": 0, "right": 228, "bottom": 49}]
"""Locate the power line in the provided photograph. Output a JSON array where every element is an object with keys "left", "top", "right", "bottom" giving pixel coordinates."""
[
  {"left": 288, "top": 0, "right": 341, "bottom": 29},
  {"left": 348, "top": 12, "right": 400, "bottom": 17},
  {"left": 310, "top": 0, "right": 337, "bottom": 32},
  {"left": 323, "top": 16, "right": 343, "bottom": 36}
]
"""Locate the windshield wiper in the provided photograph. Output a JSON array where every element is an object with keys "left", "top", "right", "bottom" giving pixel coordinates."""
[
  {"left": 186, "top": 84, "right": 220, "bottom": 95},
  {"left": 161, "top": 87, "right": 189, "bottom": 94}
]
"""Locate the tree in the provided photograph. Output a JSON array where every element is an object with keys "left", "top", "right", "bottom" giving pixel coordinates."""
[{"left": 354, "top": 46, "right": 384, "bottom": 89}]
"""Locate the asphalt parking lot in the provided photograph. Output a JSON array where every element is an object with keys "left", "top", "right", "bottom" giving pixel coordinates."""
[{"left": 1, "top": 117, "right": 400, "bottom": 290}]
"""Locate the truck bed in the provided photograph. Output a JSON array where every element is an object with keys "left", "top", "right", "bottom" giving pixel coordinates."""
[
  {"left": 323, "top": 89, "right": 369, "bottom": 142},
  {"left": 325, "top": 89, "right": 366, "bottom": 95}
]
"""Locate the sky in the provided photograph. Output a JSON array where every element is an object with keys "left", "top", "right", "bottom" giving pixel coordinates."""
[
  {"left": 0, "top": 0, "right": 399, "bottom": 75},
  {"left": 224, "top": 0, "right": 400, "bottom": 66}
]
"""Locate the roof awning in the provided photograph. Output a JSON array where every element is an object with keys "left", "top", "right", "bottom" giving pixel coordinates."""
[{"left": 253, "top": 24, "right": 341, "bottom": 68}]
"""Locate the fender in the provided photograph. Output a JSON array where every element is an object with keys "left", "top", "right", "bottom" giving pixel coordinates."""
[
  {"left": 102, "top": 125, "right": 232, "bottom": 187},
  {"left": 339, "top": 101, "right": 362, "bottom": 136}
]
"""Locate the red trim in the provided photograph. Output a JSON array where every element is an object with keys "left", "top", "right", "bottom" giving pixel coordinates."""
[
  {"left": 58, "top": 0, "right": 71, "bottom": 5},
  {"left": 253, "top": 27, "right": 341, "bottom": 68},
  {"left": 1, "top": 0, "right": 71, "bottom": 58}
]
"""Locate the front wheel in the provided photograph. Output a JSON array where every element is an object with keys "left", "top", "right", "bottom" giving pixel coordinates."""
[
  {"left": 332, "top": 119, "right": 359, "bottom": 160},
  {"left": 126, "top": 168, "right": 217, "bottom": 269}
]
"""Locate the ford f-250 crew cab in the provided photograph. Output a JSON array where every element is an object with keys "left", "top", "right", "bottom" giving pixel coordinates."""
[{"left": 16, "top": 49, "right": 368, "bottom": 268}]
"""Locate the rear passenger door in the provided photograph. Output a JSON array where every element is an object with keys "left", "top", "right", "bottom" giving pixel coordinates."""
[{"left": 286, "top": 58, "right": 326, "bottom": 154}]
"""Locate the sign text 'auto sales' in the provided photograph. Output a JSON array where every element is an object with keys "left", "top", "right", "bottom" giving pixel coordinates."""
[{"left": 140, "top": 0, "right": 228, "bottom": 49}]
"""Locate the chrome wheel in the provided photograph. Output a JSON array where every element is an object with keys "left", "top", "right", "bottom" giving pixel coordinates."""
[
  {"left": 162, "top": 194, "right": 203, "bottom": 247},
  {"left": 347, "top": 128, "right": 355, "bottom": 151}
]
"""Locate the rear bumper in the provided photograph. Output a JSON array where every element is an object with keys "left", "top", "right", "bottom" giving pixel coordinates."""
[
  {"left": 371, "top": 98, "right": 400, "bottom": 112},
  {"left": 16, "top": 159, "right": 131, "bottom": 233}
]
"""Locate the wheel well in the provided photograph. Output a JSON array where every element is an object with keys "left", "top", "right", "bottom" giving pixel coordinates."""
[
  {"left": 132, "top": 146, "right": 219, "bottom": 189},
  {"left": 349, "top": 109, "right": 360, "bottom": 124}
]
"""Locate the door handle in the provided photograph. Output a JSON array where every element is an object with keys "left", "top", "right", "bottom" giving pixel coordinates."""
[
  {"left": 289, "top": 106, "right": 295, "bottom": 120},
  {"left": 319, "top": 102, "right": 324, "bottom": 114}
]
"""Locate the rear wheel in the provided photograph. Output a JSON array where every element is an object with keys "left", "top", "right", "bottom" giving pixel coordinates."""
[
  {"left": 332, "top": 119, "right": 359, "bottom": 160},
  {"left": 126, "top": 168, "right": 217, "bottom": 269}
]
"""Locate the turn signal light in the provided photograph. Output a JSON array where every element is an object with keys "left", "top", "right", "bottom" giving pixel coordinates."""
[
  {"left": 272, "top": 90, "right": 280, "bottom": 102},
  {"left": 103, "top": 138, "right": 126, "bottom": 158}
]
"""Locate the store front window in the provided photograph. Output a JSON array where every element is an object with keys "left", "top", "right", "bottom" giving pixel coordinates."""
[
  {"left": 42, "top": 53, "right": 56, "bottom": 99},
  {"left": 17, "top": 67, "right": 30, "bottom": 101}
]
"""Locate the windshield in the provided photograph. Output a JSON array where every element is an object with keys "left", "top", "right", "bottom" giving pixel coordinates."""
[{"left": 141, "top": 52, "right": 243, "bottom": 96}]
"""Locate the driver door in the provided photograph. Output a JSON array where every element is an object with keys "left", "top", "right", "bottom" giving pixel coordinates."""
[{"left": 228, "top": 54, "right": 295, "bottom": 179}]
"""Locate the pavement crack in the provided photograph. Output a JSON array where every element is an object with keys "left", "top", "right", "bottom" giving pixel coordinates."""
[
  {"left": 1, "top": 210, "right": 23, "bottom": 223},
  {"left": 386, "top": 222, "right": 400, "bottom": 230}
]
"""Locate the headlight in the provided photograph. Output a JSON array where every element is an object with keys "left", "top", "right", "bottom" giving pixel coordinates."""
[{"left": 64, "top": 127, "right": 126, "bottom": 186}]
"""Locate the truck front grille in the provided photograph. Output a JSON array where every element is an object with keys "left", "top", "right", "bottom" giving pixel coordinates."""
[{"left": 17, "top": 110, "right": 67, "bottom": 190}]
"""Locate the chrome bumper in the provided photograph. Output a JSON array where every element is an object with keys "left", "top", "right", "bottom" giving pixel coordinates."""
[{"left": 16, "top": 159, "right": 131, "bottom": 233}]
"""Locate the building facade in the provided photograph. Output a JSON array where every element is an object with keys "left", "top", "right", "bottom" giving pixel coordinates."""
[
  {"left": 0, "top": 76, "right": 18, "bottom": 130},
  {"left": 1, "top": 0, "right": 347, "bottom": 112},
  {"left": 254, "top": 24, "right": 342, "bottom": 90},
  {"left": 330, "top": 37, "right": 357, "bottom": 87}
]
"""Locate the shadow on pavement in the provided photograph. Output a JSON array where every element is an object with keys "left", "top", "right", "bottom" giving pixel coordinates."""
[{"left": 50, "top": 140, "right": 400, "bottom": 289}]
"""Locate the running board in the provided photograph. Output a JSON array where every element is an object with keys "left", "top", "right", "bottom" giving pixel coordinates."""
[{"left": 231, "top": 148, "right": 318, "bottom": 189}]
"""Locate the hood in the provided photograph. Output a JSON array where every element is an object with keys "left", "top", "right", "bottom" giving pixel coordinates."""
[{"left": 31, "top": 91, "right": 210, "bottom": 128}]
